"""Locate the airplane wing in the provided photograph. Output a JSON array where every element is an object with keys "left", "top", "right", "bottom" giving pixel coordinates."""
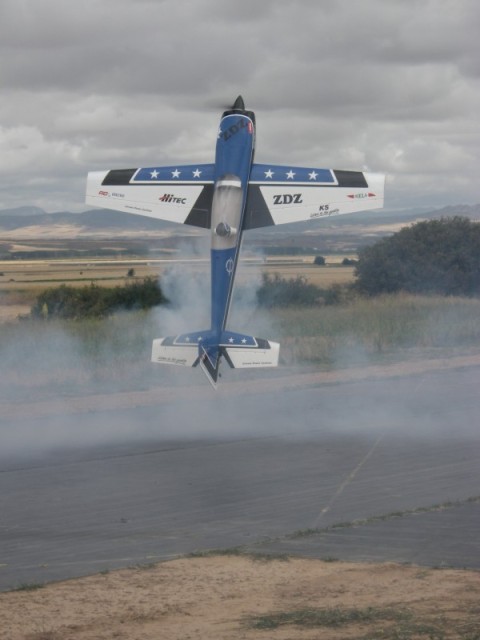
[
  {"left": 85, "top": 164, "right": 215, "bottom": 229},
  {"left": 243, "top": 164, "right": 385, "bottom": 229}
]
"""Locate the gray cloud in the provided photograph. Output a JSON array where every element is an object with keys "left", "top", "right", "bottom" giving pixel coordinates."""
[{"left": 0, "top": 0, "right": 479, "bottom": 211}]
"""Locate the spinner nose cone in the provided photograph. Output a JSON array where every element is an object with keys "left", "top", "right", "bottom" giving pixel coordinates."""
[
  {"left": 221, "top": 95, "right": 254, "bottom": 124},
  {"left": 233, "top": 95, "right": 245, "bottom": 110}
]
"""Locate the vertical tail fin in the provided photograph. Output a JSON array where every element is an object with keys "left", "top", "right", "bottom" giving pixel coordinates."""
[{"left": 198, "top": 343, "right": 221, "bottom": 388}]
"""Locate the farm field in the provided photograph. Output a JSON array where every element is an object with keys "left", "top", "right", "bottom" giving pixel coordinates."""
[
  {"left": 0, "top": 257, "right": 208, "bottom": 291},
  {"left": 0, "top": 255, "right": 355, "bottom": 322},
  {"left": 0, "top": 255, "right": 355, "bottom": 289}
]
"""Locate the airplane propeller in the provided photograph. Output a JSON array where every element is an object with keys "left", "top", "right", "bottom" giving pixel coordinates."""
[{"left": 203, "top": 95, "right": 246, "bottom": 111}]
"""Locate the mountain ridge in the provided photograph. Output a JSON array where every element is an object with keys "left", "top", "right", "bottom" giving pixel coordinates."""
[{"left": 0, "top": 203, "right": 479, "bottom": 237}]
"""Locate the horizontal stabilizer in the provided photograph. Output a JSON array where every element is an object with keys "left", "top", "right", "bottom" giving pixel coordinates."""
[
  {"left": 224, "top": 340, "right": 279, "bottom": 369},
  {"left": 151, "top": 336, "right": 200, "bottom": 367},
  {"left": 218, "top": 330, "right": 280, "bottom": 369},
  {"left": 151, "top": 330, "right": 280, "bottom": 385}
]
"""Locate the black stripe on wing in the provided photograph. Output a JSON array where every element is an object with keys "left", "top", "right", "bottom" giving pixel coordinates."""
[
  {"left": 102, "top": 169, "right": 138, "bottom": 185},
  {"left": 243, "top": 185, "right": 275, "bottom": 229},
  {"left": 184, "top": 185, "right": 214, "bottom": 229},
  {"left": 333, "top": 170, "right": 368, "bottom": 187}
]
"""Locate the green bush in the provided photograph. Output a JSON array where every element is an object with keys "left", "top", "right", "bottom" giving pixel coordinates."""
[
  {"left": 30, "top": 278, "right": 167, "bottom": 320},
  {"left": 254, "top": 274, "right": 354, "bottom": 308},
  {"left": 256, "top": 273, "right": 322, "bottom": 307},
  {"left": 355, "top": 217, "right": 480, "bottom": 296}
]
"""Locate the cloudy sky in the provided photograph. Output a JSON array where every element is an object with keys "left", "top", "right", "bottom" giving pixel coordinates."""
[{"left": 0, "top": 0, "right": 479, "bottom": 213}]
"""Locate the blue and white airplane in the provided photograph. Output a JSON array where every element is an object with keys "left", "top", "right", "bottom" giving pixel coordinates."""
[{"left": 86, "top": 96, "right": 384, "bottom": 386}]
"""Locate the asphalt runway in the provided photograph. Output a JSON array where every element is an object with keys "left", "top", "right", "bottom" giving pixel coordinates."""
[{"left": 1, "top": 365, "right": 479, "bottom": 590}]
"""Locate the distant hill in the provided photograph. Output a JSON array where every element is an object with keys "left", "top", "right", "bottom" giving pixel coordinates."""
[
  {"left": 0, "top": 203, "right": 479, "bottom": 241},
  {"left": 247, "top": 203, "right": 480, "bottom": 241},
  {"left": 0, "top": 206, "right": 46, "bottom": 218},
  {"left": 0, "top": 207, "right": 177, "bottom": 233}
]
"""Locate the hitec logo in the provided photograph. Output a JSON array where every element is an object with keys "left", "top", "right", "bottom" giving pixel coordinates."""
[{"left": 159, "top": 193, "right": 187, "bottom": 204}]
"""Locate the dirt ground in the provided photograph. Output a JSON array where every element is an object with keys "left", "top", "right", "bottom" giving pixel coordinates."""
[{"left": 1, "top": 556, "right": 479, "bottom": 640}]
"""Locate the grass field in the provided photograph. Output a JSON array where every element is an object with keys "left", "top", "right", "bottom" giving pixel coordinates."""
[
  {"left": 2, "top": 286, "right": 480, "bottom": 402},
  {"left": 3, "top": 253, "right": 480, "bottom": 401},
  {"left": 0, "top": 258, "right": 209, "bottom": 291},
  {"left": 0, "top": 255, "right": 355, "bottom": 291},
  {"left": 270, "top": 294, "right": 480, "bottom": 365}
]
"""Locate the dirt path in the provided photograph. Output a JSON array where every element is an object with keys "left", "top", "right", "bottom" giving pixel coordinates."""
[{"left": 1, "top": 556, "right": 478, "bottom": 639}]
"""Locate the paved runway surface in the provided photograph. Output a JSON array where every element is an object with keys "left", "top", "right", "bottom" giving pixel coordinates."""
[{"left": 1, "top": 365, "right": 479, "bottom": 590}]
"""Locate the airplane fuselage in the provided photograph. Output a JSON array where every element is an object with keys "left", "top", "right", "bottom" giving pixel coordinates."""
[{"left": 210, "top": 107, "right": 255, "bottom": 336}]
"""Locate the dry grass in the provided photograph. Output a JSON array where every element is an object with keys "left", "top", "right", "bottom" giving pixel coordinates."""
[
  {"left": 2, "top": 557, "right": 479, "bottom": 640},
  {"left": 2, "top": 290, "right": 480, "bottom": 401},
  {"left": 272, "top": 294, "right": 480, "bottom": 363}
]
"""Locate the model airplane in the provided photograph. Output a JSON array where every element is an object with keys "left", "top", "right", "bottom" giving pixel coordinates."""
[{"left": 86, "top": 96, "right": 384, "bottom": 386}]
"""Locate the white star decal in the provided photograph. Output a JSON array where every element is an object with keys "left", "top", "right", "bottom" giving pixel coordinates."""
[
  {"left": 264, "top": 169, "right": 274, "bottom": 179},
  {"left": 185, "top": 336, "right": 190, "bottom": 342},
  {"left": 241, "top": 338, "right": 247, "bottom": 344},
  {"left": 286, "top": 170, "right": 295, "bottom": 180},
  {"left": 309, "top": 171, "right": 318, "bottom": 181},
  {"left": 171, "top": 169, "right": 181, "bottom": 178},
  {"left": 150, "top": 170, "right": 159, "bottom": 179},
  {"left": 228, "top": 337, "right": 234, "bottom": 343},
  {"left": 193, "top": 169, "right": 202, "bottom": 178},
  {"left": 197, "top": 336, "right": 203, "bottom": 342}
]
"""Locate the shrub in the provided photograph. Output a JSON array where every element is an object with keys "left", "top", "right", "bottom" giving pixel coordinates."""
[
  {"left": 256, "top": 273, "right": 322, "bottom": 307},
  {"left": 30, "top": 278, "right": 167, "bottom": 320},
  {"left": 355, "top": 217, "right": 480, "bottom": 296}
]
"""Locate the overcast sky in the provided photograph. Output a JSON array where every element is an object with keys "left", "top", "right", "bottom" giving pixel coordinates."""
[{"left": 0, "top": 0, "right": 479, "bottom": 213}]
